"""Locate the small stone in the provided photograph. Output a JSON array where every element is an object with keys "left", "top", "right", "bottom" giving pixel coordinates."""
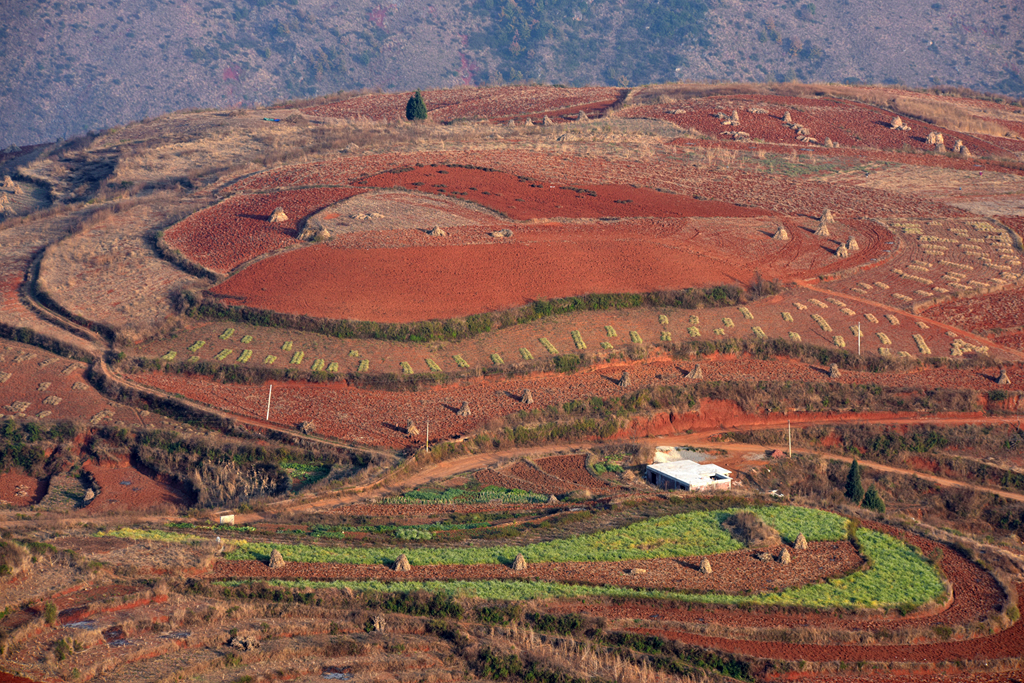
[
  {"left": 521, "top": 389, "right": 534, "bottom": 405},
  {"left": 394, "top": 554, "right": 411, "bottom": 572},
  {"left": 406, "top": 420, "right": 420, "bottom": 436},
  {"left": 83, "top": 488, "right": 95, "bottom": 502},
  {"left": 512, "top": 553, "right": 527, "bottom": 571},
  {"left": 998, "top": 368, "right": 1011, "bottom": 386},
  {"left": 269, "top": 207, "right": 288, "bottom": 223},
  {"left": 773, "top": 227, "right": 790, "bottom": 241},
  {"left": 689, "top": 364, "right": 703, "bottom": 380},
  {"left": 457, "top": 401, "right": 471, "bottom": 417},
  {"left": 619, "top": 371, "right": 631, "bottom": 388},
  {"left": 829, "top": 363, "right": 841, "bottom": 379},
  {"left": 795, "top": 533, "right": 808, "bottom": 550},
  {"left": 779, "top": 548, "right": 792, "bottom": 564}
]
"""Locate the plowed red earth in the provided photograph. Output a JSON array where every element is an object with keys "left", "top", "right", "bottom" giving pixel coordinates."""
[
  {"left": 535, "top": 454, "right": 617, "bottom": 492},
  {"left": 209, "top": 223, "right": 785, "bottom": 323},
  {"left": 163, "top": 187, "right": 363, "bottom": 273},
  {"left": 357, "top": 165, "right": 771, "bottom": 221},
  {"left": 82, "top": 459, "right": 187, "bottom": 513},
  {"left": 211, "top": 540, "right": 861, "bottom": 594},
  {"left": 301, "top": 85, "right": 625, "bottom": 123},
  {"left": 625, "top": 95, "right": 1019, "bottom": 158},
  {"left": 0, "top": 471, "right": 45, "bottom": 507},
  {"left": 924, "top": 288, "right": 1024, "bottom": 334}
]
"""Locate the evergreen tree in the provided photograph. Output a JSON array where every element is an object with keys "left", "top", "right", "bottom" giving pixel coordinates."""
[
  {"left": 845, "top": 459, "right": 864, "bottom": 503},
  {"left": 405, "top": 90, "right": 427, "bottom": 121},
  {"left": 863, "top": 485, "right": 885, "bottom": 513}
]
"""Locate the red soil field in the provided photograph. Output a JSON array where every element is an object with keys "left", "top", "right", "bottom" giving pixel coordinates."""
[
  {"left": 163, "top": 187, "right": 364, "bottom": 273},
  {"left": 625, "top": 94, "right": 1018, "bottom": 158},
  {"left": 357, "top": 165, "right": 772, "bottom": 221},
  {"left": 209, "top": 227, "right": 782, "bottom": 323},
  {"left": 924, "top": 288, "right": 1024, "bottom": 334},
  {"left": 301, "top": 85, "right": 625, "bottom": 123},
  {"left": 535, "top": 454, "right": 617, "bottom": 493},
  {"left": 82, "top": 459, "right": 187, "bottom": 513},
  {"left": 212, "top": 540, "right": 862, "bottom": 595},
  {"left": 0, "top": 471, "right": 45, "bottom": 507}
]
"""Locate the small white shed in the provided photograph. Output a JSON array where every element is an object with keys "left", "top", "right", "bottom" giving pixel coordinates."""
[{"left": 646, "top": 460, "right": 732, "bottom": 491}]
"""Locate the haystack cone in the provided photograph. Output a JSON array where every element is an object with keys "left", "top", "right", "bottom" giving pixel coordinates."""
[
  {"left": 268, "top": 549, "right": 285, "bottom": 568},
  {"left": 700, "top": 557, "right": 712, "bottom": 574},
  {"left": 814, "top": 219, "right": 831, "bottom": 237},
  {"left": 619, "top": 371, "right": 631, "bottom": 388},
  {"left": 547, "top": 494, "right": 559, "bottom": 504},
  {"left": 2, "top": 203, "right": 16, "bottom": 217},
  {"left": 783, "top": 111, "right": 792, "bottom": 124},
  {"left": 83, "top": 488, "right": 95, "bottom": 502},
  {"left": 507, "top": 119, "right": 517, "bottom": 127},
  {"left": 428, "top": 227, "right": 448, "bottom": 237},
  {"left": 12, "top": 183, "right": 23, "bottom": 195},
  {"left": 829, "top": 363, "right": 842, "bottom": 379},
  {"left": 406, "top": 420, "right": 420, "bottom": 436},
  {"left": 394, "top": 554, "right": 411, "bottom": 572},
  {"left": 773, "top": 227, "right": 790, "bottom": 241},
  {"left": 269, "top": 207, "right": 288, "bottom": 223},
  {"left": 0, "top": 193, "right": 9, "bottom": 207},
  {"left": 779, "top": 548, "right": 792, "bottom": 565},
  {"left": 959, "top": 145, "right": 971, "bottom": 157},
  {"left": 525, "top": 118, "right": 534, "bottom": 126},
  {"left": 578, "top": 110, "right": 589, "bottom": 122},
  {"left": 543, "top": 115, "right": 554, "bottom": 126},
  {"left": 512, "top": 553, "right": 527, "bottom": 571},
  {"left": 847, "top": 237, "right": 860, "bottom": 251},
  {"left": 836, "top": 245, "right": 849, "bottom": 258},
  {"left": 998, "top": 368, "right": 1011, "bottom": 385},
  {"left": 934, "top": 142, "right": 946, "bottom": 153},
  {"left": 824, "top": 137, "right": 834, "bottom": 148},
  {"left": 457, "top": 401, "right": 471, "bottom": 417},
  {"left": 821, "top": 208, "right": 834, "bottom": 223},
  {"left": 795, "top": 533, "right": 808, "bottom": 550},
  {"left": 316, "top": 227, "right": 331, "bottom": 241},
  {"left": 891, "top": 116, "right": 904, "bottom": 129},
  {"left": 689, "top": 364, "right": 703, "bottom": 380},
  {"left": 953, "top": 139, "right": 964, "bottom": 153},
  {"left": 2, "top": 175, "right": 14, "bottom": 190},
  {"left": 522, "top": 389, "right": 534, "bottom": 405}
]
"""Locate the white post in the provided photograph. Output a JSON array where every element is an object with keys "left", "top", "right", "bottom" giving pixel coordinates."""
[
  {"left": 788, "top": 420, "right": 792, "bottom": 458},
  {"left": 425, "top": 418, "right": 430, "bottom": 451},
  {"left": 857, "top": 322, "right": 861, "bottom": 356},
  {"left": 266, "top": 385, "right": 272, "bottom": 421}
]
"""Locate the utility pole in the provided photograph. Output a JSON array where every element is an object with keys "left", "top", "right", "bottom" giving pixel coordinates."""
[
  {"left": 788, "top": 419, "right": 792, "bottom": 458},
  {"left": 266, "top": 385, "right": 272, "bottom": 421}
]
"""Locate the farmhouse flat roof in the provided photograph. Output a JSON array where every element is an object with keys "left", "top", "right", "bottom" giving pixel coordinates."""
[{"left": 646, "top": 460, "right": 732, "bottom": 486}]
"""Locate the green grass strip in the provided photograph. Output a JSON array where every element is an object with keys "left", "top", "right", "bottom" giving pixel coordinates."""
[
  {"left": 739, "top": 306, "right": 753, "bottom": 320},
  {"left": 688, "top": 326, "right": 700, "bottom": 337},
  {"left": 188, "top": 340, "right": 205, "bottom": 353},
  {"left": 311, "top": 359, "right": 326, "bottom": 371},
  {"left": 605, "top": 326, "right": 617, "bottom": 337},
  {"left": 189, "top": 356, "right": 200, "bottom": 362},
  {"left": 519, "top": 348, "right": 533, "bottom": 361},
  {"left": 241, "top": 335, "right": 253, "bottom": 344},
  {"left": 571, "top": 330, "right": 586, "bottom": 350},
  {"left": 219, "top": 328, "right": 235, "bottom": 340},
  {"left": 348, "top": 349, "right": 360, "bottom": 357},
  {"left": 723, "top": 317, "right": 735, "bottom": 328},
  {"left": 238, "top": 349, "right": 253, "bottom": 363},
  {"left": 215, "top": 349, "right": 232, "bottom": 361},
  {"left": 327, "top": 361, "right": 339, "bottom": 373},
  {"left": 658, "top": 314, "right": 669, "bottom": 325},
  {"left": 601, "top": 341, "right": 613, "bottom": 349},
  {"left": 400, "top": 361, "right": 413, "bottom": 374},
  {"left": 161, "top": 351, "right": 177, "bottom": 361},
  {"left": 282, "top": 341, "right": 293, "bottom": 351},
  {"left": 491, "top": 353, "right": 504, "bottom": 365},
  {"left": 629, "top": 331, "right": 642, "bottom": 344},
  {"left": 753, "top": 326, "right": 766, "bottom": 339},
  {"left": 357, "top": 359, "right": 370, "bottom": 372},
  {"left": 661, "top": 331, "right": 671, "bottom": 342},
  {"left": 540, "top": 338, "right": 558, "bottom": 354},
  {"left": 453, "top": 355, "right": 468, "bottom": 368},
  {"left": 782, "top": 312, "right": 794, "bottom": 322},
  {"left": 290, "top": 351, "right": 304, "bottom": 364},
  {"left": 264, "top": 355, "right": 277, "bottom": 364},
  {"left": 426, "top": 359, "right": 442, "bottom": 372}
]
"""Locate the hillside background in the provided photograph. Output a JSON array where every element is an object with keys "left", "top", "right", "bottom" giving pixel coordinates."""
[{"left": 1, "top": 0, "right": 1022, "bottom": 148}]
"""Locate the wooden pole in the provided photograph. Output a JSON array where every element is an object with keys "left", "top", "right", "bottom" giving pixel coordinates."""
[{"left": 266, "top": 385, "right": 272, "bottom": 421}]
